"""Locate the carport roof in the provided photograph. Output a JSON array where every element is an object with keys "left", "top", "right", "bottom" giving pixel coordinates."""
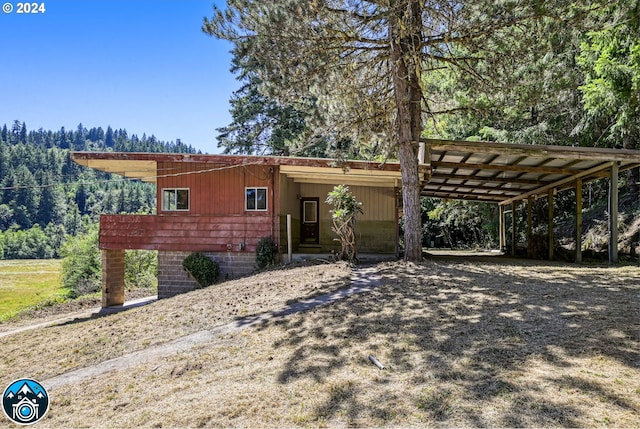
[{"left": 422, "top": 139, "right": 640, "bottom": 205}]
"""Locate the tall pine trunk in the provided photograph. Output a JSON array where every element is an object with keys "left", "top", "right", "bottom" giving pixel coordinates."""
[{"left": 390, "top": 0, "right": 424, "bottom": 262}]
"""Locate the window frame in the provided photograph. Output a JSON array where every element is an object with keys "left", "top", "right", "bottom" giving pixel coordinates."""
[
  {"left": 245, "top": 187, "right": 268, "bottom": 212},
  {"left": 303, "top": 200, "right": 318, "bottom": 223},
  {"left": 161, "top": 188, "right": 190, "bottom": 212}
]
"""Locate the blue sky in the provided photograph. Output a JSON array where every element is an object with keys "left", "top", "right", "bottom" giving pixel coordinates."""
[{"left": 0, "top": 0, "right": 236, "bottom": 154}]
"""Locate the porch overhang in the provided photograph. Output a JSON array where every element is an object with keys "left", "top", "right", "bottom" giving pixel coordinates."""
[
  {"left": 70, "top": 151, "right": 431, "bottom": 188},
  {"left": 280, "top": 164, "right": 404, "bottom": 187}
]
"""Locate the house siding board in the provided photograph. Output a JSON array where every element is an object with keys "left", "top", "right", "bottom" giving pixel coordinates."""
[
  {"left": 102, "top": 162, "right": 280, "bottom": 253},
  {"left": 156, "top": 162, "right": 274, "bottom": 215},
  {"left": 298, "top": 183, "right": 395, "bottom": 222},
  {"left": 100, "top": 214, "right": 272, "bottom": 252}
]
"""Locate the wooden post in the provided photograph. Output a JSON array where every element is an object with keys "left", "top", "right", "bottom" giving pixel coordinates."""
[
  {"left": 548, "top": 190, "right": 554, "bottom": 261},
  {"left": 576, "top": 178, "right": 583, "bottom": 263},
  {"left": 511, "top": 202, "right": 516, "bottom": 256},
  {"left": 527, "top": 196, "right": 533, "bottom": 258},
  {"left": 609, "top": 163, "right": 619, "bottom": 264},
  {"left": 287, "top": 214, "right": 292, "bottom": 263},
  {"left": 499, "top": 204, "right": 505, "bottom": 252}
]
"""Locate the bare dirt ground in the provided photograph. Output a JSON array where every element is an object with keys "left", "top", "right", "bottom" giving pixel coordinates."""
[{"left": 1, "top": 257, "right": 638, "bottom": 428}]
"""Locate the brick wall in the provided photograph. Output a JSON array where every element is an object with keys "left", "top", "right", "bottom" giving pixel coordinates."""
[{"left": 157, "top": 251, "right": 256, "bottom": 299}]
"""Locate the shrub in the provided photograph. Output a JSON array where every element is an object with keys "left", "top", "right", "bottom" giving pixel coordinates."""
[
  {"left": 60, "top": 225, "right": 101, "bottom": 298},
  {"left": 256, "top": 236, "right": 278, "bottom": 268},
  {"left": 125, "top": 249, "right": 158, "bottom": 290},
  {"left": 326, "top": 185, "right": 363, "bottom": 263},
  {"left": 182, "top": 252, "right": 219, "bottom": 287}
]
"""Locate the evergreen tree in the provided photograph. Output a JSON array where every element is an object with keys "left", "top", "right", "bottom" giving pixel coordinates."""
[
  {"left": 74, "top": 123, "right": 87, "bottom": 151},
  {"left": 216, "top": 43, "right": 309, "bottom": 156},
  {"left": 204, "top": 0, "right": 604, "bottom": 261},
  {"left": 59, "top": 126, "right": 69, "bottom": 149},
  {"left": 19, "top": 122, "right": 27, "bottom": 144},
  {"left": 578, "top": 0, "right": 640, "bottom": 200},
  {"left": 37, "top": 182, "right": 66, "bottom": 226},
  {"left": 105, "top": 126, "right": 115, "bottom": 148}
]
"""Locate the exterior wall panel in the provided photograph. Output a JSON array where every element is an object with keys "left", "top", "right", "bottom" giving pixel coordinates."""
[
  {"left": 156, "top": 162, "right": 277, "bottom": 216},
  {"left": 100, "top": 214, "right": 274, "bottom": 252}
]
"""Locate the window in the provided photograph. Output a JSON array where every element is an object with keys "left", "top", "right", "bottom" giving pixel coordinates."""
[
  {"left": 303, "top": 200, "right": 317, "bottom": 223},
  {"left": 162, "top": 188, "right": 189, "bottom": 211},
  {"left": 245, "top": 187, "right": 268, "bottom": 211}
]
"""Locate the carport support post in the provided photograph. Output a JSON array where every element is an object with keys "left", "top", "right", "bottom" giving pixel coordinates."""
[
  {"left": 548, "top": 190, "right": 554, "bottom": 260},
  {"left": 511, "top": 202, "right": 516, "bottom": 256},
  {"left": 609, "top": 162, "right": 619, "bottom": 264},
  {"left": 527, "top": 196, "right": 533, "bottom": 258},
  {"left": 499, "top": 204, "right": 505, "bottom": 251},
  {"left": 576, "top": 178, "right": 583, "bottom": 263},
  {"left": 286, "top": 214, "right": 292, "bottom": 263},
  {"left": 102, "top": 249, "right": 125, "bottom": 308}
]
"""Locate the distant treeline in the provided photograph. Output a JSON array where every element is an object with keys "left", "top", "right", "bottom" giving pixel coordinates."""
[{"left": 0, "top": 120, "right": 197, "bottom": 259}]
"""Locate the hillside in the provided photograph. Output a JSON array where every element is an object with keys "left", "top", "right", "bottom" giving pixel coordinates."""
[
  {"left": 0, "top": 121, "right": 197, "bottom": 259},
  {"left": 0, "top": 258, "right": 638, "bottom": 427}
]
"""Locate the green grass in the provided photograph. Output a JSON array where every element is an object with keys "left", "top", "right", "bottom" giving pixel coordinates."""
[{"left": 0, "top": 259, "right": 66, "bottom": 322}]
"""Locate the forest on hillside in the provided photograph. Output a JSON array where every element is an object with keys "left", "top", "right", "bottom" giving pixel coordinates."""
[{"left": 0, "top": 121, "right": 197, "bottom": 259}]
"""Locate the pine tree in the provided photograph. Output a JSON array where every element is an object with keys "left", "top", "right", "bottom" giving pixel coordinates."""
[
  {"left": 578, "top": 1, "right": 640, "bottom": 201},
  {"left": 204, "top": 0, "right": 603, "bottom": 261},
  {"left": 1, "top": 124, "right": 7, "bottom": 143},
  {"left": 19, "top": 122, "right": 27, "bottom": 144},
  {"left": 105, "top": 126, "right": 115, "bottom": 148}
]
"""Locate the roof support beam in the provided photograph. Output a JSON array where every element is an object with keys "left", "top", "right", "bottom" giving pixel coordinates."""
[
  {"left": 433, "top": 161, "right": 577, "bottom": 175},
  {"left": 291, "top": 177, "right": 396, "bottom": 187},
  {"left": 423, "top": 184, "right": 523, "bottom": 195},
  {"left": 499, "top": 161, "right": 615, "bottom": 206},
  {"left": 430, "top": 173, "right": 545, "bottom": 186},
  {"left": 421, "top": 191, "right": 506, "bottom": 202}
]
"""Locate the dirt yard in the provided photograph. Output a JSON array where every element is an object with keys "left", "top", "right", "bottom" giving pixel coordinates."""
[{"left": 1, "top": 257, "right": 638, "bottom": 427}]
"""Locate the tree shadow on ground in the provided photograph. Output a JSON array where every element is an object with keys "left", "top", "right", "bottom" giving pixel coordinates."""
[{"left": 265, "top": 257, "right": 640, "bottom": 426}]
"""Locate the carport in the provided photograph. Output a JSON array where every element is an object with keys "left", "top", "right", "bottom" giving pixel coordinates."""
[{"left": 420, "top": 139, "right": 640, "bottom": 263}]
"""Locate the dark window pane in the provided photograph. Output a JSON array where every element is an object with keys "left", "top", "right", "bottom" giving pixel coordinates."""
[
  {"left": 176, "top": 189, "right": 189, "bottom": 210},
  {"left": 256, "top": 188, "right": 267, "bottom": 210},
  {"left": 246, "top": 188, "right": 256, "bottom": 210}
]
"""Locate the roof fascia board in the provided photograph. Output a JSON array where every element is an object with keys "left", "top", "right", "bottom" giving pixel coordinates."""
[{"left": 423, "top": 138, "right": 640, "bottom": 163}]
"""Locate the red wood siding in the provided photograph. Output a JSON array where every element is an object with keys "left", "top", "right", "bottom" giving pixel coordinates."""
[
  {"left": 100, "top": 214, "right": 275, "bottom": 252},
  {"left": 157, "top": 162, "right": 276, "bottom": 215}
]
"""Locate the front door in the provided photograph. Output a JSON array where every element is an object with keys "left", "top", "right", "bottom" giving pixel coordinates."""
[{"left": 300, "top": 198, "right": 320, "bottom": 244}]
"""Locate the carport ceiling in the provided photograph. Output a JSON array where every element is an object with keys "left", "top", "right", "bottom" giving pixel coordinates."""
[{"left": 421, "top": 139, "right": 640, "bottom": 204}]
